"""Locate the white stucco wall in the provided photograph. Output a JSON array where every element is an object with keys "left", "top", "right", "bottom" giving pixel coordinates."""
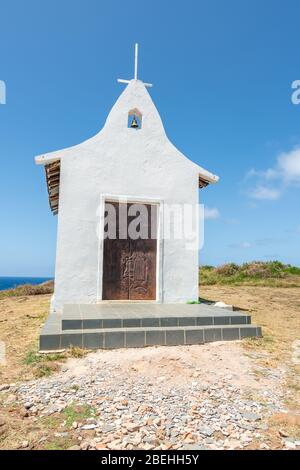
[{"left": 46, "top": 80, "right": 203, "bottom": 312}]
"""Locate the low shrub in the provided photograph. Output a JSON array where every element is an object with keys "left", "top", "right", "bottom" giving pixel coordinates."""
[
  {"left": 200, "top": 261, "right": 300, "bottom": 286},
  {"left": 215, "top": 263, "right": 240, "bottom": 276},
  {"left": 0, "top": 280, "right": 54, "bottom": 298}
]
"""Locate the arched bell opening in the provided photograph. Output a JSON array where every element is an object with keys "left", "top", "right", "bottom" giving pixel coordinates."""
[{"left": 128, "top": 108, "right": 142, "bottom": 130}]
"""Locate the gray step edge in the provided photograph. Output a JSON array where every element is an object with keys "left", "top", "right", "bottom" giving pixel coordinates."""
[
  {"left": 62, "top": 315, "right": 251, "bottom": 330},
  {"left": 40, "top": 325, "right": 262, "bottom": 351}
]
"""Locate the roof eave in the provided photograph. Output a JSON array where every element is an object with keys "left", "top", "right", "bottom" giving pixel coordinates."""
[
  {"left": 35, "top": 154, "right": 61, "bottom": 166},
  {"left": 199, "top": 171, "right": 219, "bottom": 189}
]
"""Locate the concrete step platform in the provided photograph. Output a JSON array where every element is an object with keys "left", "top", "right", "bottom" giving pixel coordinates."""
[
  {"left": 40, "top": 324, "right": 262, "bottom": 351},
  {"left": 39, "top": 303, "right": 262, "bottom": 351}
]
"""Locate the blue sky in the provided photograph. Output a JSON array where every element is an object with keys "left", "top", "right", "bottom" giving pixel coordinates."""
[{"left": 1, "top": 0, "right": 300, "bottom": 276}]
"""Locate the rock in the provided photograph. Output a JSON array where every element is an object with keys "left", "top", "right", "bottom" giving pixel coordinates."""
[
  {"left": 80, "top": 442, "right": 90, "bottom": 450},
  {"left": 198, "top": 426, "right": 214, "bottom": 437},
  {"left": 242, "top": 412, "right": 261, "bottom": 422},
  {"left": 237, "top": 423, "right": 254, "bottom": 431},
  {"left": 107, "top": 440, "right": 122, "bottom": 449},
  {"left": 240, "top": 434, "right": 252, "bottom": 443},
  {"left": 81, "top": 424, "right": 97, "bottom": 430},
  {"left": 279, "top": 429, "right": 289, "bottom": 437},
  {"left": 224, "top": 439, "right": 241, "bottom": 450},
  {"left": 125, "top": 423, "right": 140, "bottom": 433},
  {"left": 143, "top": 436, "right": 158, "bottom": 445},
  {"left": 183, "top": 436, "right": 195, "bottom": 444},
  {"left": 72, "top": 421, "right": 78, "bottom": 429},
  {"left": 21, "top": 441, "right": 29, "bottom": 448},
  {"left": 0, "top": 384, "right": 10, "bottom": 392},
  {"left": 86, "top": 418, "right": 98, "bottom": 424},
  {"left": 132, "top": 436, "right": 142, "bottom": 446},
  {"left": 214, "top": 302, "right": 233, "bottom": 311},
  {"left": 68, "top": 445, "right": 81, "bottom": 451},
  {"left": 54, "top": 432, "right": 69, "bottom": 438},
  {"left": 95, "top": 443, "right": 107, "bottom": 450},
  {"left": 284, "top": 441, "right": 296, "bottom": 450},
  {"left": 24, "top": 402, "right": 33, "bottom": 410},
  {"left": 143, "top": 443, "right": 154, "bottom": 450},
  {"left": 101, "top": 424, "right": 115, "bottom": 433}
]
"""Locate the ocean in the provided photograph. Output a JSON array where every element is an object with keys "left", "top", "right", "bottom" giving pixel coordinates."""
[{"left": 0, "top": 277, "right": 52, "bottom": 291}]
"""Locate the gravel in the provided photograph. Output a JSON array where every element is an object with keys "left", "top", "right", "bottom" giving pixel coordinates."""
[{"left": 2, "top": 343, "right": 288, "bottom": 450}]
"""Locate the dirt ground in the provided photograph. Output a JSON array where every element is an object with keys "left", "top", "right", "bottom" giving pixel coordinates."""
[
  {"left": 0, "top": 295, "right": 49, "bottom": 382},
  {"left": 0, "top": 286, "right": 299, "bottom": 450},
  {"left": 201, "top": 286, "right": 300, "bottom": 366}
]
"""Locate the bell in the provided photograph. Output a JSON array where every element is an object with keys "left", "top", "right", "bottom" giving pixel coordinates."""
[{"left": 130, "top": 115, "right": 139, "bottom": 129}]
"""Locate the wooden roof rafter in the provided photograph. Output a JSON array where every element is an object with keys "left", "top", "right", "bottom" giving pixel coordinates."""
[
  {"left": 199, "top": 176, "right": 210, "bottom": 189},
  {"left": 45, "top": 160, "right": 60, "bottom": 215}
]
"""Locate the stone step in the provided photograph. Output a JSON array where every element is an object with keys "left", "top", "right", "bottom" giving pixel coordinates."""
[
  {"left": 62, "top": 313, "right": 251, "bottom": 331},
  {"left": 62, "top": 304, "right": 252, "bottom": 331},
  {"left": 40, "top": 324, "right": 262, "bottom": 351}
]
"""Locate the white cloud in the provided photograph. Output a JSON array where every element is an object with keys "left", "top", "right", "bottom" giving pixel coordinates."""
[
  {"left": 204, "top": 207, "right": 220, "bottom": 220},
  {"left": 246, "top": 146, "right": 300, "bottom": 200},
  {"left": 250, "top": 186, "right": 281, "bottom": 200},
  {"left": 277, "top": 148, "right": 300, "bottom": 183}
]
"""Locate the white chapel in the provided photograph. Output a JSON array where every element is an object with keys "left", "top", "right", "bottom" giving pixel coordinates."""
[{"left": 36, "top": 45, "right": 219, "bottom": 315}]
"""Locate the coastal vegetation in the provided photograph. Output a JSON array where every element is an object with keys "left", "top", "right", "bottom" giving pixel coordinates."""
[{"left": 200, "top": 261, "right": 300, "bottom": 287}]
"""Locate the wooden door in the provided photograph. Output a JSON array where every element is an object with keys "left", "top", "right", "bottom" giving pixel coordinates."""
[{"left": 102, "top": 202, "right": 157, "bottom": 301}]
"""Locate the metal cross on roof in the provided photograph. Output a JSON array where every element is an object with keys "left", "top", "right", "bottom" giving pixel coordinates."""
[{"left": 118, "top": 43, "right": 153, "bottom": 88}]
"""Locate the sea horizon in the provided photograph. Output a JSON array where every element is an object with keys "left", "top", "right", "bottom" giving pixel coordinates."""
[{"left": 0, "top": 276, "right": 53, "bottom": 291}]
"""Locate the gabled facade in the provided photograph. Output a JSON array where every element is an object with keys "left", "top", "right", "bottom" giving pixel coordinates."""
[{"left": 36, "top": 79, "right": 219, "bottom": 313}]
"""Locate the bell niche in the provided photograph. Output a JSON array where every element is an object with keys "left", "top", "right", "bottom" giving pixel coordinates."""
[{"left": 128, "top": 108, "right": 142, "bottom": 130}]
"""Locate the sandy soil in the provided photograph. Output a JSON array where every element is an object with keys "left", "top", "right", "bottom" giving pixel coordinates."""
[{"left": 201, "top": 285, "right": 300, "bottom": 361}]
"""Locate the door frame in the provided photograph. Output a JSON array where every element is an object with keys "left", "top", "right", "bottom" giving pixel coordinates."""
[{"left": 97, "top": 194, "right": 164, "bottom": 303}]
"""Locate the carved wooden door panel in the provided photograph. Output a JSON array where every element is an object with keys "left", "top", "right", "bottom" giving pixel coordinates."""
[
  {"left": 128, "top": 204, "right": 157, "bottom": 301},
  {"left": 102, "top": 202, "right": 130, "bottom": 300},
  {"left": 102, "top": 202, "right": 157, "bottom": 301}
]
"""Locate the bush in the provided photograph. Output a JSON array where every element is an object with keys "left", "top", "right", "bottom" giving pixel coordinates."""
[
  {"left": 241, "top": 261, "right": 285, "bottom": 279},
  {"left": 285, "top": 264, "right": 300, "bottom": 275},
  {"left": 0, "top": 280, "right": 54, "bottom": 298},
  {"left": 200, "top": 261, "right": 300, "bottom": 286},
  {"left": 215, "top": 263, "right": 240, "bottom": 276}
]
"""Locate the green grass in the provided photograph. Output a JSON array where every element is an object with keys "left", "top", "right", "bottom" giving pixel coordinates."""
[
  {"left": 200, "top": 261, "right": 300, "bottom": 287},
  {"left": 42, "top": 416, "right": 61, "bottom": 430},
  {"left": 24, "top": 350, "right": 65, "bottom": 365},
  {"left": 63, "top": 404, "right": 96, "bottom": 427},
  {"left": 22, "top": 346, "right": 88, "bottom": 379},
  {"left": 34, "top": 364, "right": 54, "bottom": 378},
  {"left": 23, "top": 349, "right": 66, "bottom": 378}
]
